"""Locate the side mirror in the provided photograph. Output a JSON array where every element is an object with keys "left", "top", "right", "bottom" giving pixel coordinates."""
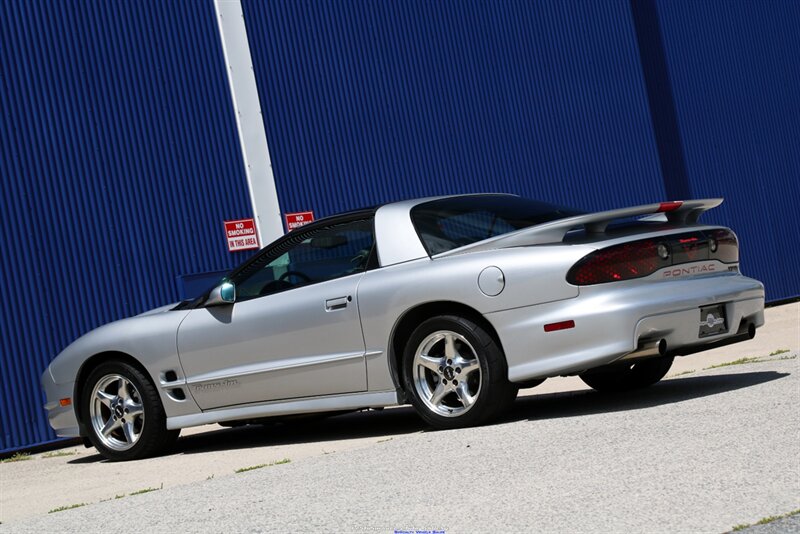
[{"left": 206, "top": 281, "right": 236, "bottom": 307}]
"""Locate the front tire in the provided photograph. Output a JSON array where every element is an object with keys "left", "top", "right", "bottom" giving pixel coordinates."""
[
  {"left": 82, "top": 361, "right": 179, "bottom": 461},
  {"left": 402, "top": 315, "right": 517, "bottom": 429},
  {"left": 579, "top": 356, "right": 674, "bottom": 393}
]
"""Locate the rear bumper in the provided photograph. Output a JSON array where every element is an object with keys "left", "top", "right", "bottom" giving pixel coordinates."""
[
  {"left": 41, "top": 368, "right": 81, "bottom": 438},
  {"left": 487, "top": 273, "right": 765, "bottom": 383}
]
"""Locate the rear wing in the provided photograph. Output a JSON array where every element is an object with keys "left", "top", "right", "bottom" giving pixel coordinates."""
[{"left": 436, "top": 198, "right": 724, "bottom": 257}]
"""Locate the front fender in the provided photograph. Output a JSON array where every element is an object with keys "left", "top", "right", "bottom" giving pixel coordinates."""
[{"left": 46, "top": 308, "right": 200, "bottom": 423}]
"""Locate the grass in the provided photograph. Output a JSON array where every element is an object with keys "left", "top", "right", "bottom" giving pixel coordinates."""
[
  {"left": 42, "top": 450, "right": 77, "bottom": 459},
  {"left": 235, "top": 458, "right": 291, "bottom": 473},
  {"left": 731, "top": 508, "right": 800, "bottom": 531},
  {"left": 704, "top": 356, "right": 761, "bottom": 370},
  {"left": 52, "top": 483, "right": 165, "bottom": 512},
  {"left": 703, "top": 350, "right": 796, "bottom": 371},
  {"left": 769, "top": 348, "right": 790, "bottom": 356},
  {"left": 3, "top": 449, "right": 79, "bottom": 463},
  {"left": 1, "top": 452, "right": 32, "bottom": 463},
  {"left": 669, "top": 369, "right": 695, "bottom": 378},
  {"left": 48, "top": 503, "right": 87, "bottom": 514},
  {"left": 129, "top": 483, "right": 163, "bottom": 496}
]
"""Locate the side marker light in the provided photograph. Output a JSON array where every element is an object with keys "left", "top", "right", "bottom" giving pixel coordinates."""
[{"left": 544, "top": 320, "right": 575, "bottom": 333}]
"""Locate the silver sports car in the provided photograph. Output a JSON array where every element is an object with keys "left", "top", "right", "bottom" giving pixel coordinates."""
[{"left": 42, "top": 194, "right": 765, "bottom": 460}]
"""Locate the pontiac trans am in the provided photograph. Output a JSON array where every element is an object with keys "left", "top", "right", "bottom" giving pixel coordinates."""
[{"left": 42, "top": 194, "right": 765, "bottom": 460}]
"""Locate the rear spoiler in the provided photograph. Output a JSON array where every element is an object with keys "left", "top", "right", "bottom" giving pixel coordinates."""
[{"left": 436, "top": 198, "right": 724, "bottom": 257}]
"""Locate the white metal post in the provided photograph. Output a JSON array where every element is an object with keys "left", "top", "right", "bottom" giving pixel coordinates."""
[{"left": 214, "top": 0, "right": 284, "bottom": 245}]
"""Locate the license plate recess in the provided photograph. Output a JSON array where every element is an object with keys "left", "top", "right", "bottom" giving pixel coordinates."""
[{"left": 699, "top": 304, "right": 727, "bottom": 338}]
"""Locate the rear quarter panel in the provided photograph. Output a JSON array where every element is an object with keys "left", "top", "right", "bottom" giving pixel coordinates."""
[{"left": 358, "top": 245, "right": 594, "bottom": 390}]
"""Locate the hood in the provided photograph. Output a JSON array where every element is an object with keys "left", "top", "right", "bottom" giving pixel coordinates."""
[{"left": 136, "top": 302, "right": 180, "bottom": 317}]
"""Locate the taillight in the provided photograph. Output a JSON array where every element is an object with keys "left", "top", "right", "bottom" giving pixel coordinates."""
[
  {"left": 671, "top": 232, "right": 707, "bottom": 263},
  {"left": 567, "top": 229, "right": 739, "bottom": 285},
  {"left": 708, "top": 229, "right": 738, "bottom": 263},
  {"left": 567, "top": 240, "right": 668, "bottom": 285}
]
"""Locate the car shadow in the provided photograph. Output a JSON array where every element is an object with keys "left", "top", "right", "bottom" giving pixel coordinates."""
[
  {"left": 173, "top": 407, "right": 427, "bottom": 457},
  {"left": 69, "top": 370, "right": 788, "bottom": 463},
  {"left": 68, "top": 407, "right": 427, "bottom": 463},
  {"left": 508, "top": 370, "right": 789, "bottom": 422}
]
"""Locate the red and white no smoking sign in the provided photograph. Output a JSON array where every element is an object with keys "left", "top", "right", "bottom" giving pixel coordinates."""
[
  {"left": 285, "top": 211, "right": 314, "bottom": 231},
  {"left": 223, "top": 218, "right": 259, "bottom": 252}
]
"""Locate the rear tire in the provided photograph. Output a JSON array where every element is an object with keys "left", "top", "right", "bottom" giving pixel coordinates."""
[
  {"left": 82, "top": 361, "right": 179, "bottom": 461},
  {"left": 402, "top": 315, "right": 517, "bottom": 429},
  {"left": 579, "top": 356, "right": 674, "bottom": 393}
]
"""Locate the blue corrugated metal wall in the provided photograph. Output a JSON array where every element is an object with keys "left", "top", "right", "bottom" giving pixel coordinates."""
[
  {"left": 241, "top": 0, "right": 666, "bottom": 217},
  {"left": 0, "top": 0, "right": 254, "bottom": 451},
  {"left": 654, "top": 0, "right": 800, "bottom": 302}
]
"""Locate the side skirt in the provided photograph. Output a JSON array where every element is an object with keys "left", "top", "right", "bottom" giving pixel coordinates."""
[{"left": 166, "top": 390, "right": 400, "bottom": 430}]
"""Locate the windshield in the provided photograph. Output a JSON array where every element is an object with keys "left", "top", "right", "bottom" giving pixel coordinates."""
[{"left": 410, "top": 195, "right": 580, "bottom": 255}]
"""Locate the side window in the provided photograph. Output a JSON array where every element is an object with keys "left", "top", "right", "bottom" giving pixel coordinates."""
[
  {"left": 439, "top": 210, "right": 516, "bottom": 243},
  {"left": 415, "top": 210, "right": 517, "bottom": 254},
  {"left": 233, "top": 218, "right": 374, "bottom": 302}
]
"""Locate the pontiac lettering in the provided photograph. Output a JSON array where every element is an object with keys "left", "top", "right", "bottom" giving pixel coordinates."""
[{"left": 662, "top": 263, "right": 717, "bottom": 278}]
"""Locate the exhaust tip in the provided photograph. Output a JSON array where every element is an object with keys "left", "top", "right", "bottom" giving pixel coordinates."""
[
  {"left": 747, "top": 322, "right": 756, "bottom": 339},
  {"left": 622, "top": 338, "right": 668, "bottom": 361}
]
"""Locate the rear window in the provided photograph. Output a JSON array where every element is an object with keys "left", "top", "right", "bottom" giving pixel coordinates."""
[{"left": 411, "top": 195, "right": 579, "bottom": 255}]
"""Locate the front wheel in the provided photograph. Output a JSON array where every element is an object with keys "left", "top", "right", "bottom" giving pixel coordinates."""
[
  {"left": 402, "top": 315, "right": 517, "bottom": 429},
  {"left": 579, "top": 356, "right": 674, "bottom": 393},
  {"left": 82, "top": 361, "right": 179, "bottom": 461}
]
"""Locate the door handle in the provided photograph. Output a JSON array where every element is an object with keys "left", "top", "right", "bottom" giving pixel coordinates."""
[{"left": 325, "top": 296, "right": 351, "bottom": 311}]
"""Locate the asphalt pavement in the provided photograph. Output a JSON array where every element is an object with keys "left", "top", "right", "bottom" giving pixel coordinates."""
[
  {"left": 3, "top": 355, "right": 798, "bottom": 533},
  {"left": 741, "top": 514, "right": 800, "bottom": 534}
]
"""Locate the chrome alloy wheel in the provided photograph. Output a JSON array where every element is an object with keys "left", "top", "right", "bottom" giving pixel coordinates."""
[
  {"left": 412, "top": 330, "right": 482, "bottom": 417},
  {"left": 89, "top": 374, "right": 145, "bottom": 451}
]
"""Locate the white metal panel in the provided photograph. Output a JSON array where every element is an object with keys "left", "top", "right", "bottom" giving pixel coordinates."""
[
  {"left": 373, "top": 197, "right": 442, "bottom": 266},
  {"left": 214, "top": 0, "right": 283, "bottom": 244}
]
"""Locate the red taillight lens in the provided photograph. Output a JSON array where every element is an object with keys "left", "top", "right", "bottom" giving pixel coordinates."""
[
  {"left": 567, "top": 240, "right": 667, "bottom": 285},
  {"left": 567, "top": 229, "right": 739, "bottom": 286}
]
